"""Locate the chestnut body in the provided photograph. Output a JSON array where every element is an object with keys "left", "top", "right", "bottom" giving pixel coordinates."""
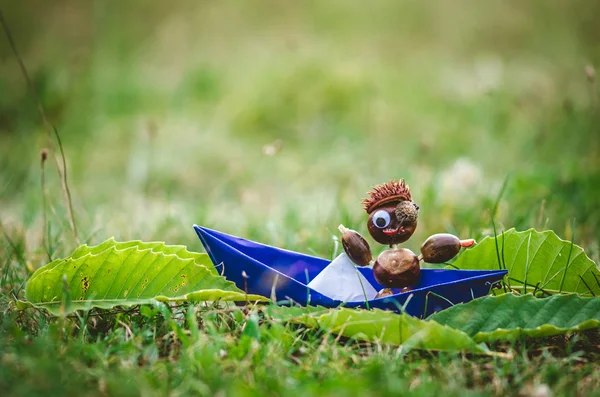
[{"left": 373, "top": 248, "right": 421, "bottom": 288}]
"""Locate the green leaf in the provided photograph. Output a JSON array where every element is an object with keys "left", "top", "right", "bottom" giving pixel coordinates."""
[
  {"left": 25, "top": 238, "right": 267, "bottom": 315},
  {"left": 241, "top": 312, "right": 261, "bottom": 341},
  {"left": 265, "top": 304, "right": 328, "bottom": 321},
  {"left": 267, "top": 306, "right": 488, "bottom": 353},
  {"left": 430, "top": 294, "right": 600, "bottom": 342},
  {"left": 451, "top": 228, "right": 600, "bottom": 296}
]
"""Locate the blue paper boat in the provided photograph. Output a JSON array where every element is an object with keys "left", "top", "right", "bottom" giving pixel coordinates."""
[{"left": 194, "top": 225, "right": 507, "bottom": 317}]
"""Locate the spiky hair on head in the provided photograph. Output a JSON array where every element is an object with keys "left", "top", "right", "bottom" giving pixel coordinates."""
[{"left": 361, "top": 179, "right": 412, "bottom": 213}]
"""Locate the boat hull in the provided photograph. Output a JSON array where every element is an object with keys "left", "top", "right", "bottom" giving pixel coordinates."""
[{"left": 194, "top": 225, "right": 507, "bottom": 317}]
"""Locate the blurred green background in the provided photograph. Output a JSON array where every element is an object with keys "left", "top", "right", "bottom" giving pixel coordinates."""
[{"left": 1, "top": 0, "right": 599, "bottom": 264}]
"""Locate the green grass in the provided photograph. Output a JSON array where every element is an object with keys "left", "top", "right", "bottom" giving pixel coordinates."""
[
  {"left": 2, "top": 303, "right": 600, "bottom": 396},
  {"left": 1, "top": 1, "right": 600, "bottom": 395}
]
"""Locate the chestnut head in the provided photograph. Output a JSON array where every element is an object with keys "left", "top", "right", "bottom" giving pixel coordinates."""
[
  {"left": 362, "top": 179, "right": 419, "bottom": 246},
  {"left": 367, "top": 201, "right": 419, "bottom": 245}
]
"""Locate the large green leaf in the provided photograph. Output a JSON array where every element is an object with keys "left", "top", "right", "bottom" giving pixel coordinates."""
[
  {"left": 430, "top": 294, "right": 600, "bottom": 342},
  {"left": 267, "top": 306, "right": 488, "bottom": 353},
  {"left": 25, "top": 238, "right": 267, "bottom": 315},
  {"left": 451, "top": 228, "right": 600, "bottom": 296}
]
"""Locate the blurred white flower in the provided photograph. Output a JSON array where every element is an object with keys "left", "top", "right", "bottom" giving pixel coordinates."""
[
  {"left": 262, "top": 139, "right": 283, "bottom": 156},
  {"left": 438, "top": 158, "right": 483, "bottom": 204},
  {"left": 441, "top": 55, "right": 504, "bottom": 100},
  {"left": 532, "top": 384, "right": 553, "bottom": 397}
]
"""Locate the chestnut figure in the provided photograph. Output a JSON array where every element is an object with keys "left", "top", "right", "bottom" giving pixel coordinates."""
[
  {"left": 362, "top": 179, "right": 419, "bottom": 246},
  {"left": 373, "top": 248, "right": 421, "bottom": 288},
  {"left": 333, "top": 179, "right": 478, "bottom": 296},
  {"left": 420, "top": 233, "right": 476, "bottom": 264}
]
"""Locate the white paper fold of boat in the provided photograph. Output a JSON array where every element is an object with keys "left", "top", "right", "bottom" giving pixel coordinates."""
[{"left": 307, "top": 253, "right": 378, "bottom": 302}]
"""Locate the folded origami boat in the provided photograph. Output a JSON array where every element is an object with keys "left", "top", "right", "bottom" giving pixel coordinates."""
[{"left": 194, "top": 225, "right": 507, "bottom": 317}]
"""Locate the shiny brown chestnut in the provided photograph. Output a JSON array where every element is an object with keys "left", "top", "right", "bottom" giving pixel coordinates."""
[
  {"left": 367, "top": 202, "right": 419, "bottom": 246},
  {"left": 373, "top": 248, "right": 421, "bottom": 288},
  {"left": 338, "top": 224, "right": 372, "bottom": 267},
  {"left": 420, "top": 233, "right": 476, "bottom": 264}
]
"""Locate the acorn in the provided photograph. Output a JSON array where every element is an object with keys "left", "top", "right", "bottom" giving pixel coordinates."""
[
  {"left": 373, "top": 248, "right": 420, "bottom": 288},
  {"left": 395, "top": 200, "right": 419, "bottom": 228},
  {"left": 338, "top": 224, "right": 372, "bottom": 267},
  {"left": 420, "top": 233, "right": 476, "bottom": 264}
]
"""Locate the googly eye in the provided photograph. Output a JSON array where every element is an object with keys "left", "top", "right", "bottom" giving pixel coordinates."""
[{"left": 372, "top": 210, "right": 391, "bottom": 229}]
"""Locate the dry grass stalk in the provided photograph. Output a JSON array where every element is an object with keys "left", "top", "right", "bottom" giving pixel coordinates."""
[{"left": 0, "top": 10, "right": 79, "bottom": 245}]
